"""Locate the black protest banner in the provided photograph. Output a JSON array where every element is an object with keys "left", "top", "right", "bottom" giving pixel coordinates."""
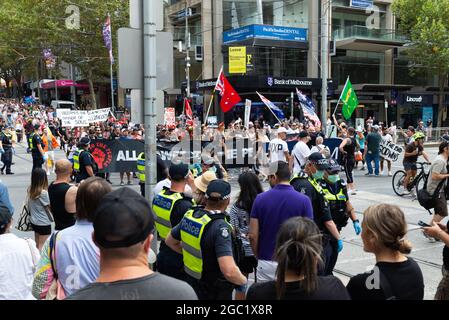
[
  {"left": 89, "top": 139, "right": 144, "bottom": 173},
  {"left": 90, "top": 138, "right": 262, "bottom": 172},
  {"left": 157, "top": 138, "right": 258, "bottom": 168}
]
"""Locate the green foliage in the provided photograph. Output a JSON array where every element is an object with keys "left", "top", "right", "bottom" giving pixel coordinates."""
[
  {"left": 393, "top": 0, "right": 449, "bottom": 126},
  {"left": 0, "top": 0, "right": 129, "bottom": 101}
]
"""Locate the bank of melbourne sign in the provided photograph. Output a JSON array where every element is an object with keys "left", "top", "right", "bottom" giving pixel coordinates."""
[
  {"left": 350, "top": 0, "right": 373, "bottom": 9},
  {"left": 223, "top": 24, "right": 308, "bottom": 45}
]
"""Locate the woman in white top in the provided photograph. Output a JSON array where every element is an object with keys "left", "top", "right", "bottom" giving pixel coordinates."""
[{"left": 0, "top": 208, "right": 40, "bottom": 300}]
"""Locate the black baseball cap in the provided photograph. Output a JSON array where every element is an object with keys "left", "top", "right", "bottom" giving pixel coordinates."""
[
  {"left": 206, "top": 180, "right": 231, "bottom": 200},
  {"left": 308, "top": 152, "right": 330, "bottom": 170},
  {"left": 169, "top": 163, "right": 189, "bottom": 180},
  {"left": 93, "top": 188, "right": 154, "bottom": 249},
  {"left": 0, "top": 206, "right": 12, "bottom": 233},
  {"left": 33, "top": 124, "right": 40, "bottom": 130},
  {"left": 299, "top": 131, "right": 310, "bottom": 138},
  {"left": 326, "top": 159, "right": 341, "bottom": 174}
]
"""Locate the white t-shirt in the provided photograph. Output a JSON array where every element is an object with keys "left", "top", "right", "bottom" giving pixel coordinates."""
[
  {"left": 0, "top": 234, "right": 40, "bottom": 300},
  {"left": 153, "top": 179, "right": 193, "bottom": 198},
  {"left": 382, "top": 133, "right": 393, "bottom": 143},
  {"left": 269, "top": 138, "right": 289, "bottom": 163},
  {"left": 291, "top": 141, "right": 311, "bottom": 174}
]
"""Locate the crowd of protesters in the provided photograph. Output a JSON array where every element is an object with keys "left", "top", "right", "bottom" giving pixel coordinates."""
[{"left": 0, "top": 97, "right": 448, "bottom": 301}]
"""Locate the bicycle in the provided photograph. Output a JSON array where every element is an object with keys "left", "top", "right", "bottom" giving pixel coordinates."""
[{"left": 392, "top": 162, "right": 430, "bottom": 197}]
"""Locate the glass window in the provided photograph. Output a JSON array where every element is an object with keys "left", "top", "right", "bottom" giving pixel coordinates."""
[
  {"left": 332, "top": 50, "right": 384, "bottom": 84},
  {"left": 223, "top": 0, "right": 308, "bottom": 30}
]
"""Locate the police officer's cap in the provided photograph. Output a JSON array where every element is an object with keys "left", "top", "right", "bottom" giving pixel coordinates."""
[
  {"left": 79, "top": 137, "right": 91, "bottom": 147},
  {"left": 206, "top": 180, "right": 231, "bottom": 201},
  {"left": 93, "top": 188, "right": 154, "bottom": 249},
  {"left": 308, "top": 152, "right": 330, "bottom": 170},
  {"left": 326, "top": 159, "right": 341, "bottom": 174},
  {"left": 169, "top": 162, "right": 189, "bottom": 180}
]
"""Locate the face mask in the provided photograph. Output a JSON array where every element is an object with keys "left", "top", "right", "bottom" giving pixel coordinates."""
[
  {"left": 312, "top": 170, "right": 324, "bottom": 180},
  {"left": 327, "top": 174, "right": 340, "bottom": 184}
]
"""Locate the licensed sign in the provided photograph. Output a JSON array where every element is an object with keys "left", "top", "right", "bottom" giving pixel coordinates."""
[{"left": 229, "top": 47, "right": 247, "bottom": 74}]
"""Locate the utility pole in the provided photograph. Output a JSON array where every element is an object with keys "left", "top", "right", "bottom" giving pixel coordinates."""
[
  {"left": 70, "top": 47, "right": 76, "bottom": 104},
  {"left": 321, "top": 0, "right": 329, "bottom": 131},
  {"left": 143, "top": 0, "right": 157, "bottom": 233},
  {"left": 290, "top": 91, "right": 294, "bottom": 119},
  {"left": 184, "top": 1, "right": 191, "bottom": 117}
]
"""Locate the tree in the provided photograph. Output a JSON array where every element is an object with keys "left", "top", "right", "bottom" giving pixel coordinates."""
[
  {"left": 393, "top": 0, "right": 449, "bottom": 127},
  {"left": 0, "top": 0, "right": 128, "bottom": 107}
]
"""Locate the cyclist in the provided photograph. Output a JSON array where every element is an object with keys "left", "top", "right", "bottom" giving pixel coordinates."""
[{"left": 402, "top": 132, "right": 430, "bottom": 194}]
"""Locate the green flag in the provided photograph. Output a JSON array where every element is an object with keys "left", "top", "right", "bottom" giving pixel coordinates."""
[{"left": 340, "top": 78, "right": 358, "bottom": 120}]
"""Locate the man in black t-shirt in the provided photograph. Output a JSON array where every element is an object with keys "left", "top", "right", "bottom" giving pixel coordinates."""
[
  {"left": 30, "top": 125, "right": 46, "bottom": 172},
  {"left": 74, "top": 137, "right": 96, "bottom": 183}
]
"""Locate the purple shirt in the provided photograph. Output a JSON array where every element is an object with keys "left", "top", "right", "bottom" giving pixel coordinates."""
[{"left": 250, "top": 184, "right": 314, "bottom": 261}]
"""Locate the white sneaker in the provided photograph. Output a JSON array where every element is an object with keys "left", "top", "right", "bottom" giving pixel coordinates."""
[
  {"left": 388, "top": 171, "right": 393, "bottom": 177},
  {"left": 422, "top": 230, "right": 436, "bottom": 243}
]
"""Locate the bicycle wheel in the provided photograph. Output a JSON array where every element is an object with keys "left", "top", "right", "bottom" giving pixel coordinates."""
[
  {"left": 415, "top": 174, "right": 426, "bottom": 195},
  {"left": 392, "top": 170, "right": 409, "bottom": 196}
]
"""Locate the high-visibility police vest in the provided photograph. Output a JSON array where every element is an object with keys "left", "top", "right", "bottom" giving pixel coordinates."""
[
  {"left": 290, "top": 173, "right": 323, "bottom": 194},
  {"left": 180, "top": 208, "right": 231, "bottom": 280},
  {"left": 28, "top": 132, "right": 36, "bottom": 149},
  {"left": 152, "top": 190, "right": 184, "bottom": 240},
  {"left": 73, "top": 149, "right": 84, "bottom": 172},
  {"left": 137, "top": 152, "right": 145, "bottom": 183},
  {"left": 321, "top": 181, "right": 349, "bottom": 228}
]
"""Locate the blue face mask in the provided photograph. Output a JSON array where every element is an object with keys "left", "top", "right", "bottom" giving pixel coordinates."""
[
  {"left": 312, "top": 170, "right": 324, "bottom": 180},
  {"left": 327, "top": 174, "right": 340, "bottom": 184}
]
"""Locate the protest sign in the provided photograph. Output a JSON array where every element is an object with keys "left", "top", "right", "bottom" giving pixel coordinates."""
[
  {"left": 59, "top": 110, "right": 89, "bottom": 127},
  {"left": 87, "top": 108, "right": 111, "bottom": 123},
  {"left": 164, "top": 107, "right": 176, "bottom": 128},
  {"left": 380, "top": 140, "right": 403, "bottom": 162}
]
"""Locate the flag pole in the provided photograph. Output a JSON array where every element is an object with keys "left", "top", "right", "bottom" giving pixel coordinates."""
[
  {"left": 333, "top": 76, "right": 349, "bottom": 116},
  {"left": 256, "top": 91, "right": 283, "bottom": 124},
  {"left": 204, "top": 66, "right": 223, "bottom": 124},
  {"left": 108, "top": 13, "right": 115, "bottom": 114},
  {"left": 204, "top": 91, "right": 215, "bottom": 124}
]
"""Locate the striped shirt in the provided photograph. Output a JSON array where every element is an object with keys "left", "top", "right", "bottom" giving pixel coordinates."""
[{"left": 228, "top": 204, "right": 255, "bottom": 257}]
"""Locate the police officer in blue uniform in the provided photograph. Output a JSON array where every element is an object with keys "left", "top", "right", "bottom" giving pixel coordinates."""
[
  {"left": 152, "top": 163, "right": 194, "bottom": 281},
  {"left": 166, "top": 180, "right": 247, "bottom": 300},
  {"left": 320, "top": 159, "right": 361, "bottom": 275}
]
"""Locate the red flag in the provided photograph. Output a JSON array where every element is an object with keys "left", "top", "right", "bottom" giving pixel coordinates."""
[
  {"left": 185, "top": 98, "right": 194, "bottom": 126},
  {"left": 215, "top": 69, "right": 241, "bottom": 113}
]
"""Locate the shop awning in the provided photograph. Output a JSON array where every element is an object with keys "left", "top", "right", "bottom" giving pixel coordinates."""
[{"left": 41, "top": 80, "right": 89, "bottom": 90}]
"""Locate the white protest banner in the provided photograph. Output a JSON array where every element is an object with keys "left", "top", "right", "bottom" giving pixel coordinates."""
[
  {"left": 164, "top": 107, "right": 176, "bottom": 128},
  {"left": 380, "top": 140, "right": 403, "bottom": 162},
  {"left": 60, "top": 110, "right": 89, "bottom": 127},
  {"left": 244, "top": 99, "right": 252, "bottom": 129},
  {"left": 87, "top": 108, "right": 111, "bottom": 123}
]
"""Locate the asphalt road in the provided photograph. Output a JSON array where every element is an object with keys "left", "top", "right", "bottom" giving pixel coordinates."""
[{"left": 6, "top": 141, "right": 445, "bottom": 300}]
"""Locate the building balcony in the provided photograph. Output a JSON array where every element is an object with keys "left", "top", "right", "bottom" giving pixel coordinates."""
[{"left": 333, "top": 26, "right": 409, "bottom": 51}]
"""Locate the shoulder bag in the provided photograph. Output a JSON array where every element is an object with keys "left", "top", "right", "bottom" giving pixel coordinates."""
[
  {"left": 46, "top": 231, "right": 66, "bottom": 300},
  {"left": 16, "top": 199, "right": 33, "bottom": 232}
]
